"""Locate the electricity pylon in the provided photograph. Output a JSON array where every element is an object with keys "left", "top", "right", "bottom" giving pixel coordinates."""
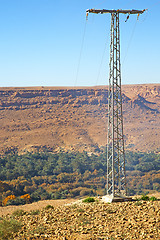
[{"left": 86, "top": 9, "right": 146, "bottom": 202}]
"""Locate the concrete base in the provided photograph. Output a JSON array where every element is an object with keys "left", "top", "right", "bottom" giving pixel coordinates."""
[{"left": 101, "top": 195, "right": 133, "bottom": 203}]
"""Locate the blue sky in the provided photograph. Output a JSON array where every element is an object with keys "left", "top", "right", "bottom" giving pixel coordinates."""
[{"left": 0, "top": 0, "right": 159, "bottom": 87}]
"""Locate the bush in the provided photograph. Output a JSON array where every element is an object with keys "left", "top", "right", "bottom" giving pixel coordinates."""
[
  {"left": 44, "top": 205, "right": 54, "bottom": 210},
  {"left": 135, "top": 201, "right": 142, "bottom": 206},
  {"left": 12, "top": 209, "right": 26, "bottom": 217},
  {"left": 140, "top": 195, "right": 149, "bottom": 201},
  {"left": 20, "top": 194, "right": 31, "bottom": 204},
  {"left": 83, "top": 197, "right": 95, "bottom": 203},
  {"left": 77, "top": 208, "right": 85, "bottom": 213},
  {"left": 30, "top": 210, "right": 40, "bottom": 215},
  {"left": 6, "top": 198, "right": 26, "bottom": 206},
  {"left": 3, "top": 195, "right": 16, "bottom": 206},
  {"left": 52, "top": 192, "right": 62, "bottom": 200},
  {"left": 0, "top": 219, "right": 21, "bottom": 240},
  {"left": 30, "top": 192, "right": 41, "bottom": 202},
  {"left": 149, "top": 196, "right": 157, "bottom": 201}
]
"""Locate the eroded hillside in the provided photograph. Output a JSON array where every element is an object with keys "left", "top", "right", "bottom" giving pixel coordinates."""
[{"left": 0, "top": 84, "right": 159, "bottom": 153}]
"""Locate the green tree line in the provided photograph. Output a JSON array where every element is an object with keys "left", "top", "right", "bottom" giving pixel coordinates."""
[{"left": 0, "top": 150, "right": 159, "bottom": 205}]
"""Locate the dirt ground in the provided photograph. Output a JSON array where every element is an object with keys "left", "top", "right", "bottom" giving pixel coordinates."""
[
  {"left": 11, "top": 195, "right": 160, "bottom": 240},
  {"left": 0, "top": 199, "right": 75, "bottom": 217}
]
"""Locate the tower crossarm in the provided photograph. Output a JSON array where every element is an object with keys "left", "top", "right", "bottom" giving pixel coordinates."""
[{"left": 86, "top": 9, "right": 146, "bottom": 15}]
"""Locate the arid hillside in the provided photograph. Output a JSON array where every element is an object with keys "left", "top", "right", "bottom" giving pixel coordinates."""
[{"left": 0, "top": 84, "right": 159, "bottom": 153}]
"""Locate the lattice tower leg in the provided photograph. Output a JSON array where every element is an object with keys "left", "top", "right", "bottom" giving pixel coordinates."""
[{"left": 107, "top": 12, "right": 127, "bottom": 198}]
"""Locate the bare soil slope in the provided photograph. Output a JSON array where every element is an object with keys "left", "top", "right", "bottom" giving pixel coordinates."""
[{"left": 0, "top": 84, "right": 159, "bottom": 153}]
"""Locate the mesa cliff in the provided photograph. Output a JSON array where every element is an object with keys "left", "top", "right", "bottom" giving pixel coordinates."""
[{"left": 0, "top": 84, "right": 159, "bottom": 153}]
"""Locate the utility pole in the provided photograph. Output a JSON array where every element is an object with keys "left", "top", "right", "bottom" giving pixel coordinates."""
[{"left": 86, "top": 9, "right": 146, "bottom": 202}]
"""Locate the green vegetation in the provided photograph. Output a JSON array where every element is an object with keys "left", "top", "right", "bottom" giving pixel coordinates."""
[
  {"left": 135, "top": 201, "right": 142, "bottom": 206},
  {"left": 0, "top": 150, "right": 159, "bottom": 205},
  {"left": 6, "top": 197, "right": 26, "bottom": 206},
  {"left": 44, "top": 205, "right": 54, "bottom": 210},
  {"left": 77, "top": 208, "right": 85, "bottom": 213},
  {"left": 140, "top": 195, "right": 150, "bottom": 201},
  {"left": 0, "top": 219, "right": 21, "bottom": 240},
  {"left": 135, "top": 195, "right": 158, "bottom": 203},
  {"left": 140, "top": 195, "right": 158, "bottom": 201},
  {"left": 12, "top": 209, "right": 26, "bottom": 217},
  {"left": 149, "top": 196, "right": 157, "bottom": 201},
  {"left": 83, "top": 197, "right": 95, "bottom": 203},
  {"left": 30, "top": 210, "right": 40, "bottom": 215}
]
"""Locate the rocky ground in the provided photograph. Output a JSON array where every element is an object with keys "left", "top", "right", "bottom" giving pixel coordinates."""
[
  {"left": 3, "top": 197, "right": 160, "bottom": 240},
  {"left": 0, "top": 199, "right": 75, "bottom": 218}
]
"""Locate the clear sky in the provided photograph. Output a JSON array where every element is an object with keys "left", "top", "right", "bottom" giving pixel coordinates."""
[{"left": 0, "top": 0, "right": 159, "bottom": 87}]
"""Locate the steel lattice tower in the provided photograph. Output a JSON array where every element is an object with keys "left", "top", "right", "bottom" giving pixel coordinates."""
[
  {"left": 107, "top": 12, "right": 126, "bottom": 198},
  {"left": 86, "top": 9, "right": 146, "bottom": 201}
]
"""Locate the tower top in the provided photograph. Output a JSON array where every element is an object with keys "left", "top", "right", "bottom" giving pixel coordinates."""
[{"left": 86, "top": 9, "right": 147, "bottom": 15}]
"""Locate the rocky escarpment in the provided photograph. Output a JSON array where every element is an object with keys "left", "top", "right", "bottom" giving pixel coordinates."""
[
  {"left": 0, "top": 85, "right": 159, "bottom": 111},
  {"left": 0, "top": 88, "right": 109, "bottom": 110},
  {"left": 0, "top": 84, "right": 159, "bottom": 153}
]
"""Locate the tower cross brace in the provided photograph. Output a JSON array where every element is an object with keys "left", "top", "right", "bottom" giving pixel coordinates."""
[{"left": 86, "top": 9, "right": 146, "bottom": 201}]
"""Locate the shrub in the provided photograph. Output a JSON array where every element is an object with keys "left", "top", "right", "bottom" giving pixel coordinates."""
[
  {"left": 82, "top": 197, "right": 95, "bottom": 203},
  {"left": 140, "top": 195, "right": 149, "bottom": 201},
  {"left": 149, "top": 196, "right": 157, "bottom": 201},
  {"left": 30, "top": 210, "right": 40, "bottom": 215},
  {"left": 135, "top": 201, "right": 142, "bottom": 206},
  {"left": 6, "top": 198, "right": 26, "bottom": 206},
  {"left": 0, "top": 219, "right": 21, "bottom": 240},
  {"left": 44, "top": 205, "right": 54, "bottom": 210},
  {"left": 20, "top": 194, "right": 31, "bottom": 204},
  {"left": 12, "top": 209, "right": 26, "bottom": 217},
  {"left": 3, "top": 195, "right": 16, "bottom": 206},
  {"left": 30, "top": 192, "right": 41, "bottom": 202}
]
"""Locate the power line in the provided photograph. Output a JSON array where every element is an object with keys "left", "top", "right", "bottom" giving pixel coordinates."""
[
  {"left": 122, "top": 19, "right": 137, "bottom": 65},
  {"left": 74, "top": 20, "right": 87, "bottom": 87},
  {"left": 95, "top": 40, "right": 108, "bottom": 86}
]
